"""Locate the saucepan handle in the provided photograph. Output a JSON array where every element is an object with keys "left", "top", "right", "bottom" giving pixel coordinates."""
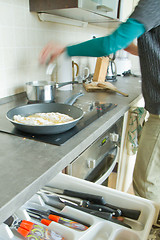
[{"left": 56, "top": 81, "right": 78, "bottom": 89}]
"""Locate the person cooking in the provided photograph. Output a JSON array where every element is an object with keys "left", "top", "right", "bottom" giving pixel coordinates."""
[{"left": 39, "top": 0, "right": 160, "bottom": 202}]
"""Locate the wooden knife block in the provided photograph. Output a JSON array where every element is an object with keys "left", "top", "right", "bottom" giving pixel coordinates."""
[{"left": 93, "top": 57, "right": 109, "bottom": 82}]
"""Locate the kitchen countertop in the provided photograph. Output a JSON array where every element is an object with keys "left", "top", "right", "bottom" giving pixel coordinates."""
[{"left": 0, "top": 76, "right": 142, "bottom": 224}]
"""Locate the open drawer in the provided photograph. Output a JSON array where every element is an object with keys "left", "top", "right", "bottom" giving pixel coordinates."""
[{"left": 1, "top": 173, "right": 158, "bottom": 240}]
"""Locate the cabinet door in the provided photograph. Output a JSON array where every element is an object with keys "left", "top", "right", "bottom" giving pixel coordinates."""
[
  {"left": 119, "top": 0, "right": 140, "bottom": 22},
  {"left": 119, "top": 0, "right": 134, "bottom": 22},
  {"left": 101, "top": 0, "right": 119, "bottom": 18},
  {"left": 133, "top": 0, "right": 140, "bottom": 7},
  {"left": 83, "top": 0, "right": 119, "bottom": 19}
]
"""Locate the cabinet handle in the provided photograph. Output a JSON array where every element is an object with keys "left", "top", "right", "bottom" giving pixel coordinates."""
[{"left": 97, "top": 5, "right": 113, "bottom": 12}]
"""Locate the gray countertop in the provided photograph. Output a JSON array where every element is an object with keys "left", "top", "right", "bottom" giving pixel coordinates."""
[{"left": 0, "top": 76, "right": 142, "bottom": 224}]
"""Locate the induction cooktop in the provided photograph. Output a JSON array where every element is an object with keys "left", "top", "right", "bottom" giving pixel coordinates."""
[{"left": 0, "top": 101, "right": 117, "bottom": 145}]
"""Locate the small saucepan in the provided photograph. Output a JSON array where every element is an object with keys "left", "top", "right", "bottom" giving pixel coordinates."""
[{"left": 26, "top": 80, "right": 77, "bottom": 103}]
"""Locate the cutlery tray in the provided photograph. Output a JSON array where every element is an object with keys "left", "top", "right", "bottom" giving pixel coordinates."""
[{"left": 1, "top": 173, "right": 158, "bottom": 240}]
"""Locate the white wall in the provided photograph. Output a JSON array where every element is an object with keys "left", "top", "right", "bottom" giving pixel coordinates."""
[
  {"left": 0, "top": 0, "right": 140, "bottom": 99},
  {"left": 0, "top": 0, "right": 113, "bottom": 98}
]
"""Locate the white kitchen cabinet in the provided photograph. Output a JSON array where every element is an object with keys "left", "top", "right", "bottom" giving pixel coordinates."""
[
  {"left": 29, "top": 0, "right": 120, "bottom": 23},
  {"left": 119, "top": 0, "right": 139, "bottom": 22},
  {"left": 116, "top": 96, "right": 145, "bottom": 193},
  {"left": 133, "top": 0, "right": 140, "bottom": 7},
  {"left": 100, "top": 0, "right": 120, "bottom": 19}
]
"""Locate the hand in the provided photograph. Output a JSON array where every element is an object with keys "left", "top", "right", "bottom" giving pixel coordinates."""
[{"left": 39, "top": 41, "right": 65, "bottom": 64}]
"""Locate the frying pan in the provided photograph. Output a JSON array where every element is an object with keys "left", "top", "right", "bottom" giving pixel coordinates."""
[{"left": 6, "top": 93, "right": 84, "bottom": 135}]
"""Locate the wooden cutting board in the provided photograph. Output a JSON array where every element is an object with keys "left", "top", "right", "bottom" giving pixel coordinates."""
[
  {"left": 83, "top": 81, "right": 129, "bottom": 97},
  {"left": 93, "top": 57, "right": 109, "bottom": 82}
]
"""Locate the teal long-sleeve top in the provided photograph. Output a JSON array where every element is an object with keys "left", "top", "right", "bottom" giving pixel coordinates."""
[{"left": 66, "top": 18, "right": 145, "bottom": 57}]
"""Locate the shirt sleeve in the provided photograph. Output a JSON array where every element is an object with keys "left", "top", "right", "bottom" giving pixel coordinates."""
[
  {"left": 66, "top": 18, "right": 145, "bottom": 57},
  {"left": 130, "top": 0, "right": 160, "bottom": 31}
]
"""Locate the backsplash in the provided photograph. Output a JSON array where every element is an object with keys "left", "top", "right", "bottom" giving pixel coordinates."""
[{"left": 0, "top": 0, "right": 140, "bottom": 99}]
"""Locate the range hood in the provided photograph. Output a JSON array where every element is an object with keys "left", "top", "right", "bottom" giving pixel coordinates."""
[{"left": 29, "top": 0, "right": 121, "bottom": 27}]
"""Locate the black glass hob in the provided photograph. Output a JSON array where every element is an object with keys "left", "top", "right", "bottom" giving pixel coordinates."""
[{"left": 1, "top": 102, "right": 117, "bottom": 145}]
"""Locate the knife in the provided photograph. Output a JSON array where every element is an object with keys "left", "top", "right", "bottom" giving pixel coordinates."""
[
  {"left": 42, "top": 187, "right": 107, "bottom": 205},
  {"left": 60, "top": 199, "right": 131, "bottom": 229},
  {"left": 103, "top": 202, "right": 141, "bottom": 220},
  {"left": 38, "top": 192, "right": 114, "bottom": 221},
  {"left": 40, "top": 189, "right": 83, "bottom": 205},
  {"left": 40, "top": 189, "right": 121, "bottom": 217},
  {"left": 81, "top": 200, "right": 121, "bottom": 217},
  {"left": 38, "top": 192, "right": 131, "bottom": 228},
  {"left": 42, "top": 187, "right": 141, "bottom": 220},
  {"left": 37, "top": 192, "right": 65, "bottom": 209}
]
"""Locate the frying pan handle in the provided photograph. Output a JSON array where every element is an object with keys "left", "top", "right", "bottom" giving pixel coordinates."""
[{"left": 64, "top": 92, "right": 84, "bottom": 105}]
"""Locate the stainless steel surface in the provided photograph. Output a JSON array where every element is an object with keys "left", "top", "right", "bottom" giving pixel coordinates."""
[
  {"left": 87, "top": 159, "right": 96, "bottom": 169},
  {"left": 26, "top": 80, "right": 55, "bottom": 103},
  {"left": 40, "top": 190, "right": 83, "bottom": 205},
  {"left": 0, "top": 76, "right": 142, "bottom": 224},
  {"left": 26, "top": 80, "right": 76, "bottom": 103},
  {"left": 106, "top": 54, "right": 117, "bottom": 81},
  {"left": 109, "top": 132, "right": 119, "bottom": 142},
  {"left": 67, "top": 117, "right": 122, "bottom": 184}
]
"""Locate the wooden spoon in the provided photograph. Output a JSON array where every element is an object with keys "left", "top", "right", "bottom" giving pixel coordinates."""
[{"left": 97, "top": 82, "right": 129, "bottom": 97}]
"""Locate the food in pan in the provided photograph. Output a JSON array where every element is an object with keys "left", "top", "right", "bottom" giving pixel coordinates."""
[{"left": 13, "top": 112, "right": 74, "bottom": 125}]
